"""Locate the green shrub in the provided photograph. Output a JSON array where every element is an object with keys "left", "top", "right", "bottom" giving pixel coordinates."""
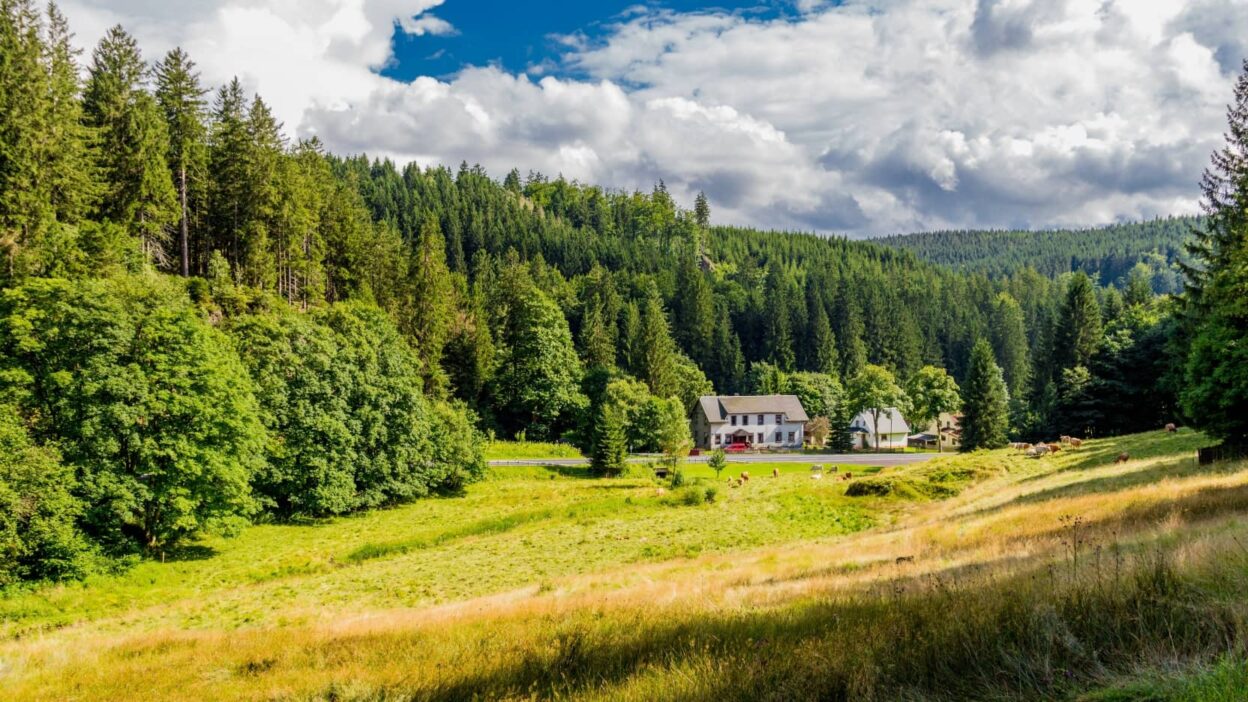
[{"left": 703, "top": 486, "right": 718, "bottom": 504}]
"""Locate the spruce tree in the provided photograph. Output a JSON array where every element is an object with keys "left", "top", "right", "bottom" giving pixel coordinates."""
[
  {"left": 0, "top": 0, "right": 52, "bottom": 276},
  {"left": 84, "top": 25, "right": 177, "bottom": 263},
  {"left": 579, "top": 301, "right": 615, "bottom": 370},
  {"left": 990, "top": 292, "right": 1029, "bottom": 400},
  {"left": 1056, "top": 272, "right": 1102, "bottom": 370},
  {"left": 693, "top": 191, "right": 710, "bottom": 228},
  {"left": 154, "top": 47, "right": 207, "bottom": 276},
  {"left": 206, "top": 78, "right": 249, "bottom": 271},
  {"left": 961, "top": 339, "right": 1010, "bottom": 451},
  {"left": 711, "top": 306, "right": 745, "bottom": 393},
  {"left": 806, "top": 283, "right": 840, "bottom": 375},
  {"left": 636, "top": 287, "right": 678, "bottom": 398},
  {"left": 1181, "top": 59, "right": 1248, "bottom": 445},
  {"left": 763, "top": 262, "right": 796, "bottom": 371},
  {"left": 42, "top": 3, "right": 99, "bottom": 226},
  {"left": 590, "top": 402, "right": 627, "bottom": 475},
  {"left": 672, "top": 230, "right": 714, "bottom": 367},
  {"left": 406, "top": 217, "right": 454, "bottom": 395}
]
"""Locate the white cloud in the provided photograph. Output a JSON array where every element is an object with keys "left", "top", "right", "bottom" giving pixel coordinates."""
[{"left": 59, "top": 0, "right": 1248, "bottom": 236}]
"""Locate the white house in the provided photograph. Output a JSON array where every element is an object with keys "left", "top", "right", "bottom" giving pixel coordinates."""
[
  {"left": 692, "top": 395, "right": 809, "bottom": 450},
  {"left": 848, "top": 407, "right": 911, "bottom": 450}
]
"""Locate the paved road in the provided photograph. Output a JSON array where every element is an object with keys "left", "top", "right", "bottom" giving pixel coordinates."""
[{"left": 489, "top": 453, "right": 938, "bottom": 468}]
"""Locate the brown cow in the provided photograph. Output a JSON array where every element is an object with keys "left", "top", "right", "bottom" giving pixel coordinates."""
[
  {"left": 842, "top": 472, "right": 853, "bottom": 481},
  {"left": 1060, "top": 435, "right": 1072, "bottom": 445},
  {"left": 1047, "top": 443, "right": 1063, "bottom": 453},
  {"left": 1069, "top": 438, "right": 1083, "bottom": 448},
  {"left": 773, "top": 467, "right": 780, "bottom": 478},
  {"left": 740, "top": 471, "right": 750, "bottom": 482},
  {"left": 1166, "top": 423, "right": 1177, "bottom": 433},
  {"left": 1115, "top": 452, "right": 1130, "bottom": 464}
]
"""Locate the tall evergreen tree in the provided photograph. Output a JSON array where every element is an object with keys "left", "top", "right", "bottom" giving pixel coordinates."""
[
  {"left": 405, "top": 217, "right": 454, "bottom": 395},
  {"left": 833, "top": 280, "right": 868, "bottom": 379},
  {"left": 579, "top": 300, "right": 615, "bottom": 370},
  {"left": 672, "top": 232, "right": 714, "bottom": 367},
  {"left": 636, "top": 286, "right": 678, "bottom": 398},
  {"left": 961, "top": 339, "right": 1010, "bottom": 451},
  {"left": 1181, "top": 59, "right": 1248, "bottom": 445},
  {"left": 805, "top": 282, "right": 840, "bottom": 375},
  {"left": 990, "top": 292, "right": 1029, "bottom": 400},
  {"left": 154, "top": 47, "right": 207, "bottom": 277},
  {"left": 0, "top": 0, "right": 53, "bottom": 277},
  {"left": 42, "top": 3, "right": 98, "bottom": 226},
  {"left": 206, "top": 78, "right": 249, "bottom": 273},
  {"left": 711, "top": 305, "right": 745, "bottom": 393},
  {"left": 1056, "top": 272, "right": 1103, "bottom": 371},
  {"left": 693, "top": 191, "right": 710, "bottom": 228},
  {"left": 83, "top": 25, "right": 177, "bottom": 263},
  {"left": 763, "top": 262, "right": 796, "bottom": 371}
]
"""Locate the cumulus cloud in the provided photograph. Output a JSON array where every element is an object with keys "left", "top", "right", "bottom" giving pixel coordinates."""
[{"left": 59, "top": 0, "right": 1248, "bottom": 236}]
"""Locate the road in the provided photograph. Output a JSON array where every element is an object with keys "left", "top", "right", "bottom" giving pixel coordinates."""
[{"left": 489, "top": 453, "right": 939, "bottom": 468}]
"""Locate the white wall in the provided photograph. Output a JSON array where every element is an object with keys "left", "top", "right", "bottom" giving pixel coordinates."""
[{"left": 708, "top": 413, "right": 804, "bottom": 449}]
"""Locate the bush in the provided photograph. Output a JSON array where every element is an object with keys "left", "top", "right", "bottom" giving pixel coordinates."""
[
  {"left": 0, "top": 407, "right": 91, "bottom": 585},
  {"left": 702, "top": 485, "right": 718, "bottom": 503}
]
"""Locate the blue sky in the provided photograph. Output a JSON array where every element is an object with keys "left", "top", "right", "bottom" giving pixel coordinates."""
[{"left": 382, "top": 2, "right": 797, "bottom": 81}]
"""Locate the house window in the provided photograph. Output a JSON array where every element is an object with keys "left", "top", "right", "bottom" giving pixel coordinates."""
[
  {"left": 776, "top": 414, "right": 783, "bottom": 423},
  {"left": 713, "top": 434, "right": 720, "bottom": 446},
  {"left": 756, "top": 433, "right": 764, "bottom": 444},
  {"left": 774, "top": 431, "right": 782, "bottom": 443},
  {"left": 731, "top": 415, "right": 737, "bottom": 427},
  {"left": 757, "top": 414, "right": 764, "bottom": 424},
  {"left": 788, "top": 431, "right": 795, "bottom": 443},
  {"left": 743, "top": 415, "right": 750, "bottom": 426}
]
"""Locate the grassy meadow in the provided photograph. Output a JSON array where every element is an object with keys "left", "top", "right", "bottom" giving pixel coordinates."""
[{"left": 5, "top": 428, "right": 1248, "bottom": 701}]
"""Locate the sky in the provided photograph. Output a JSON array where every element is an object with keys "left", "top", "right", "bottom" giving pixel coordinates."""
[{"left": 59, "top": 0, "right": 1248, "bottom": 237}]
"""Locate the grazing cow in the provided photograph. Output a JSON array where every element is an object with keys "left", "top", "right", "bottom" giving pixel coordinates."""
[
  {"left": 1029, "top": 444, "right": 1050, "bottom": 457},
  {"left": 1021, "top": 443, "right": 1034, "bottom": 452},
  {"left": 842, "top": 472, "right": 853, "bottom": 481},
  {"left": 1166, "top": 423, "right": 1177, "bottom": 433},
  {"left": 1047, "top": 443, "right": 1063, "bottom": 453},
  {"left": 1069, "top": 438, "right": 1083, "bottom": 448},
  {"left": 740, "top": 471, "right": 750, "bottom": 482},
  {"left": 1115, "top": 452, "right": 1130, "bottom": 464},
  {"left": 773, "top": 467, "right": 780, "bottom": 479},
  {"left": 1060, "top": 435, "right": 1072, "bottom": 445}
]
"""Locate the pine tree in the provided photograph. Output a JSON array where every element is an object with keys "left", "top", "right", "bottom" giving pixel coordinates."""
[
  {"left": 805, "top": 282, "right": 840, "bottom": 375},
  {"left": 711, "top": 306, "right": 745, "bottom": 394},
  {"left": 406, "top": 217, "right": 454, "bottom": 395},
  {"left": 83, "top": 25, "right": 177, "bottom": 263},
  {"left": 503, "top": 168, "right": 521, "bottom": 194},
  {"left": 763, "top": 262, "right": 796, "bottom": 371},
  {"left": 206, "top": 78, "right": 249, "bottom": 273},
  {"left": 672, "top": 231, "right": 714, "bottom": 367},
  {"left": 154, "top": 47, "right": 207, "bottom": 276},
  {"left": 239, "top": 94, "right": 284, "bottom": 287},
  {"left": 693, "top": 191, "right": 710, "bottom": 228},
  {"left": 579, "top": 301, "right": 615, "bottom": 370},
  {"left": 589, "top": 402, "right": 627, "bottom": 475},
  {"left": 42, "top": 3, "right": 99, "bottom": 226},
  {"left": 636, "top": 287, "right": 678, "bottom": 398},
  {"left": 0, "top": 0, "right": 53, "bottom": 277},
  {"left": 989, "top": 292, "right": 1029, "bottom": 400},
  {"left": 1056, "top": 272, "right": 1103, "bottom": 370},
  {"left": 833, "top": 280, "right": 868, "bottom": 379},
  {"left": 961, "top": 339, "right": 1010, "bottom": 451},
  {"left": 1181, "top": 59, "right": 1248, "bottom": 445}
]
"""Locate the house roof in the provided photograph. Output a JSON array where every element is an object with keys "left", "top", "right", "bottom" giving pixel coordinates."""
[
  {"left": 848, "top": 408, "right": 911, "bottom": 435},
  {"left": 698, "top": 395, "right": 809, "bottom": 424}
]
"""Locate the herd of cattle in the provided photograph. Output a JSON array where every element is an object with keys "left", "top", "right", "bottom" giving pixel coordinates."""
[{"left": 1012, "top": 423, "right": 1178, "bottom": 464}]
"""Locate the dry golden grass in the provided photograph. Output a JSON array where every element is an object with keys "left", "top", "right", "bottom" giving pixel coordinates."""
[{"left": 3, "top": 429, "right": 1245, "bottom": 701}]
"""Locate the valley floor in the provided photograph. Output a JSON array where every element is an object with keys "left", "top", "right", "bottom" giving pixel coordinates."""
[{"left": 3, "top": 430, "right": 1247, "bottom": 701}]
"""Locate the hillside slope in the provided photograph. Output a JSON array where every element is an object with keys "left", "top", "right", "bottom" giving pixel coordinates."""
[
  {"left": 7, "top": 430, "right": 1247, "bottom": 701},
  {"left": 877, "top": 217, "right": 1196, "bottom": 291}
]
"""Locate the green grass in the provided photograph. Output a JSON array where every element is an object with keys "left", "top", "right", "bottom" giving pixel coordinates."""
[
  {"left": 0, "top": 461, "right": 891, "bottom": 636},
  {"left": 485, "top": 440, "right": 583, "bottom": 460},
  {"left": 7, "top": 428, "right": 1244, "bottom": 701}
]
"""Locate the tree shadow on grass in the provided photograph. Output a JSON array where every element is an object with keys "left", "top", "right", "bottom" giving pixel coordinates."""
[
  {"left": 970, "top": 456, "right": 1243, "bottom": 518},
  {"left": 158, "top": 543, "right": 217, "bottom": 562},
  {"left": 326, "top": 491, "right": 1248, "bottom": 702}
]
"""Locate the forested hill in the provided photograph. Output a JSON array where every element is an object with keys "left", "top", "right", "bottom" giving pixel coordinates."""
[{"left": 876, "top": 217, "right": 1196, "bottom": 292}]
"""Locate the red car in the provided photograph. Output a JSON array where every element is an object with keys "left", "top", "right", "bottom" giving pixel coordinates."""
[{"left": 724, "top": 442, "right": 751, "bottom": 453}]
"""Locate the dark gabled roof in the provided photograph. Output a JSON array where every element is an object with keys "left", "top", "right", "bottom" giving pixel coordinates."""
[{"left": 698, "top": 395, "right": 809, "bottom": 424}]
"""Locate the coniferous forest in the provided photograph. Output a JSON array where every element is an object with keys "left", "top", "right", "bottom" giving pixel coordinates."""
[{"left": 2, "top": 4, "right": 1247, "bottom": 588}]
